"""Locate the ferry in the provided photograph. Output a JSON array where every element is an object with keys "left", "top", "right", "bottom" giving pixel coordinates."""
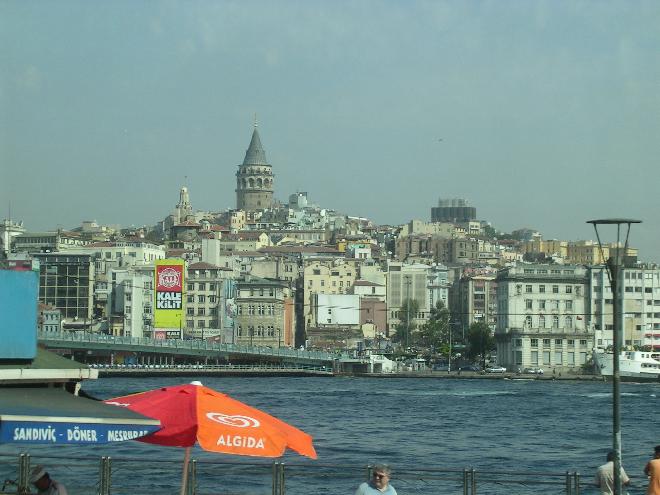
[{"left": 593, "top": 348, "right": 660, "bottom": 381}]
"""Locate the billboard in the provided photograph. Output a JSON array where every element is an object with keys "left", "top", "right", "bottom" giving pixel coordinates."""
[
  {"left": 0, "top": 270, "right": 38, "bottom": 359},
  {"left": 154, "top": 259, "right": 185, "bottom": 331}
]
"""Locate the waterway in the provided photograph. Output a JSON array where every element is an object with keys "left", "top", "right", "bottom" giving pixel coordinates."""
[{"left": 2, "top": 376, "right": 658, "bottom": 494}]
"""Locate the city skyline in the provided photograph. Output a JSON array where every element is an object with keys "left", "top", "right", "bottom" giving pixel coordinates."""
[{"left": 2, "top": 1, "right": 659, "bottom": 259}]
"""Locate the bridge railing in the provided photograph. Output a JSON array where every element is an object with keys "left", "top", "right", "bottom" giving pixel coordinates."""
[
  {"left": 38, "top": 331, "right": 343, "bottom": 361},
  {"left": 0, "top": 452, "right": 590, "bottom": 495}
]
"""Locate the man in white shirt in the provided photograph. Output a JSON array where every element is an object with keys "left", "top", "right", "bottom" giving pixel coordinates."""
[{"left": 595, "top": 451, "right": 631, "bottom": 495}]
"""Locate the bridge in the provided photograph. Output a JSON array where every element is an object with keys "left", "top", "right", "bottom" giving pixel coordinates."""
[{"left": 37, "top": 332, "right": 343, "bottom": 370}]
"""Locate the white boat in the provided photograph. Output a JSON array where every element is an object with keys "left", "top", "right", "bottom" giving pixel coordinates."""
[{"left": 593, "top": 349, "right": 660, "bottom": 381}]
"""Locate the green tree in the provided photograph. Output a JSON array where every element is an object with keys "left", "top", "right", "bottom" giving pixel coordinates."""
[
  {"left": 394, "top": 298, "right": 419, "bottom": 347},
  {"left": 419, "top": 300, "right": 451, "bottom": 354},
  {"left": 467, "top": 322, "right": 495, "bottom": 364}
]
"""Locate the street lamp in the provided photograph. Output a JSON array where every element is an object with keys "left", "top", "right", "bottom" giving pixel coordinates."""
[{"left": 587, "top": 218, "right": 641, "bottom": 495}]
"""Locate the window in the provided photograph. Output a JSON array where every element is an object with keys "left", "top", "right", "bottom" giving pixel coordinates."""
[
  {"left": 539, "top": 315, "right": 546, "bottom": 328},
  {"left": 187, "top": 295, "right": 194, "bottom": 303},
  {"left": 566, "top": 300, "right": 573, "bottom": 311},
  {"left": 543, "top": 351, "right": 550, "bottom": 365},
  {"left": 248, "top": 305, "right": 255, "bottom": 315},
  {"left": 531, "top": 350, "right": 539, "bottom": 364},
  {"left": 198, "top": 283, "right": 206, "bottom": 291},
  {"left": 515, "top": 339, "right": 522, "bottom": 347},
  {"left": 209, "top": 283, "right": 216, "bottom": 291},
  {"left": 552, "top": 315, "right": 559, "bottom": 328},
  {"left": 525, "top": 315, "right": 532, "bottom": 328},
  {"left": 187, "top": 283, "right": 194, "bottom": 290},
  {"left": 525, "top": 299, "right": 533, "bottom": 310},
  {"left": 187, "top": 319, "right": 194, "bottom": 328},
  {"left": 197, "top": 308, "right": 205, "bottom": 315},
  {"left": 198, "top": 295, "right": 205, "bottom": 303},
  {"left": 313, "top": 269, "right": 321, "bottom": 275},
  {"left": 552, "top": 285, "right": 559, "bottom": 294},
  {"left": 555, "top": 339, "right": 562, "bottom": 345},
  {"left": 525, "top": 285, "right": 533, "bottom": 293},
  {"left": 566, "top": 285, "right": 572, "bottom": 294},
  {"left": 516, "top": 285, "right": 522, "bottom": 295},
  {"left": 554, "top": 351, "right": 562, "bottom": 365},
  {"left": 267, "top": 325, "right": 275, "bottom": 337},
  {"left": 320, "top": 280, "right": 325, "bottom": 287},
  {"left": 187, "top": 308, "right": 194, "bottom": 316},
  {"left": 579, "top": 339, "right": 587, "bottom": 345},
  {"left": 543, "top": 339, "right": 551, "bottom": 347},
  {"left": 198, "top": 320, "right": 205, "bottom": 328},
  {"left": 258, "top": 305, "right": 265, "bottom": 315},
  {"left": 209, "top": 295, "right": 216, "bottom": 303},
  {"left": 565, "top": 316, "right": 573, "bottom": 329},
  {"left": 539, "top": 300, "right": 546, "bottom": 310},
  {"left": 531, "top": 338, "right": 538, "bottom": 347},
  {"left": 539, "top": 285, "right": 546, "bottom": 293}
]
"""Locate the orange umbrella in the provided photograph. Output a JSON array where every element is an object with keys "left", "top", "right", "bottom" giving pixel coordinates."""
[{"left": 106, "top": 381, "right": 316, "bottom": 494}]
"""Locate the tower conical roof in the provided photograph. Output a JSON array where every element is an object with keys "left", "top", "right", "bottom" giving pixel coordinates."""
[{"left": 242, "top": 127, "right": 269, "bottom": 166}]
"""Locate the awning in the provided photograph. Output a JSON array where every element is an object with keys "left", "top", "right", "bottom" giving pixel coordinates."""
[{"left": 0, "top": 387, "right": 160, "bottom": 444}]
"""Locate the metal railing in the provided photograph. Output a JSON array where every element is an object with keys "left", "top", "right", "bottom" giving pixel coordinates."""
[
  {"left": 38, "top": 331, "right": 344, "bottom": 362},
  {"left": 0, "top": 452, "right": 586, "bottom": 495}
]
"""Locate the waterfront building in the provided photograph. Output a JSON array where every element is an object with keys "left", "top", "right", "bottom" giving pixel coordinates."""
[
  {"left": 495, "top": 263, "right": 592, "bottom": 372},
  {"left": 38, "top": 303, "right": 62, "bottom": 333},
  {"left": 236, "top": 124, "right": 274, "bottom": 211},
  {"left": 386, "top": 261, "right": 449, "bottom": 337},
  {"left": 234, "top": 277, "right": 295, "bottom": 347},
  {"left": 184, "top": 262, "right": 234, "bottom": 341},
  {"left": 65, "top": 240, "right": 166, "bottom": 319},
  {"left": 589, "top": 265, "right": 660, "bottom": 350},
  {"left": 302, "top": 258, "right": 360, "bottom": 330},
  {"left": 450, "top": 270, "right": 498, "bottom": 337},
  {"left": 33, "top": 253, "right": 95, "bottom": 323},
  {"left": 109, "top": 265, "right": 154, "bottom": 338}
]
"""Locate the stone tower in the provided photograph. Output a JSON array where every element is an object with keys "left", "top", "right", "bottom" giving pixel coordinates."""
[{"left": 235, "top": 123, "right": 274, "bottom": 211}]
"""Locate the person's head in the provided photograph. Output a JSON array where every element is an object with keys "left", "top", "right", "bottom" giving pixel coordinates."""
[
  {"left": 606, "top": 451, "right": 616, "bottom": 462},
  {"left": 654, "top": 445, "right": 660, "bottom": 458},
  {"left": 371, "top": 464, "right": 391, "bottom": 490},
  {"left": 29, "top": 465, "right": 50, "bottom": 491}
]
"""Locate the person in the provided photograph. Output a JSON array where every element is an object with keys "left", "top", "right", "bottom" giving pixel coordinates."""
[
  {"left": 595, "top": 451, "right": 630, "bottom": 495},
  {"left": 355, "top": 464, "right": 397, "bottom": 495},
  {"left": 644, "top": 445, "right": 660, "bottom": 495},
  {"left": 29, "top": 465, "right": 68, "bottom": 495}
]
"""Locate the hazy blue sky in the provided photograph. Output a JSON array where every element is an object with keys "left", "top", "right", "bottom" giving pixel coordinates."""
[{"left": 2, "top": 1, "right": 659, "bottom": 259}]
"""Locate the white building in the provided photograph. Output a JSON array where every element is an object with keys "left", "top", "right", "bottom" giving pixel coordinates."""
[
  {"left": 590, "top": 265, "right": 660, "bottom": 351},
  {"left": 314, "top": 293, "right": 360, "bottom": 326},
  {"left": 495, "top": 264, "right": 592, "bottom": 372}
]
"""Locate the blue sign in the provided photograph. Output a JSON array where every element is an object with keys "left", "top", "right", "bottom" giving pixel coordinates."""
[{"left": 0, "top": 421, "right": 160, "bottom": 444}]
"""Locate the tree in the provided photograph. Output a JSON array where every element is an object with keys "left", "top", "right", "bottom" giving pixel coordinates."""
[
  {"left": 467, "top": 322, "right": 494, "bottom": 363},
  {"left": 419, "top": 300, "right": 451, "bottom": 354},
  {"left": 394, "top": 298, "right": 419, "bottom": 347}
]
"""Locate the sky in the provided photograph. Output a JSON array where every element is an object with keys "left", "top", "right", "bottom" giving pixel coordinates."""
[{"left": 2, "top": 1, "right": 659, "bottom": 260}]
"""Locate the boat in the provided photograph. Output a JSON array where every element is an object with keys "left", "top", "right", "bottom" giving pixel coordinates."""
[{"left": 592, "top": 348, "right": 660, "bottom": 382}]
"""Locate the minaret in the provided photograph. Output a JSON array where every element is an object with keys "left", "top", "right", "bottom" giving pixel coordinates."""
[
  {"left": 175, "top": 186, "right": 193, "bottom": 223},
  {"left": 235, "top": 120, "right": 274, "bottom": 211}
]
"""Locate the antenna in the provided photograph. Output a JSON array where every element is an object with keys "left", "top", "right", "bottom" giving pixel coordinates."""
[{"left": 254, "top": 113, "right": 258, "bottom": 128}]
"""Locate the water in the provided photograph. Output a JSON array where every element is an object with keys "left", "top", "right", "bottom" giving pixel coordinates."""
[{"left": 1, "top": 376, "right": 658, "bottom": 494}]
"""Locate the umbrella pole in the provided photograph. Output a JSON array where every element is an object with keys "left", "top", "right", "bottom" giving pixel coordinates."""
[{"left": 180, "top": 446, "right": 192, "bottom": 495}]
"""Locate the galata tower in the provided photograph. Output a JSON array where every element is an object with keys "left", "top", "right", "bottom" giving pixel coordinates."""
[{"left": 235, "top": 123, "right": 274, "bottom": 211}]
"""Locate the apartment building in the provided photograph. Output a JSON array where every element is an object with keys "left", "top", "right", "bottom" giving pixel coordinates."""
[
  {"left": 234, "top": 277, "right": 295, "bottom": 347},
  {"left": 495, "top": 264, "right": 592, "bottom": 372},
  {"left": 386, "top": 262, "right": 449, "bottom": 336},
  {"left": 451, "top": 272, "right": 498, "bottom": 336},
  {"left": 184, "top": 262, "right": 234, "bottom": 340},
  {"left": 302, "top": 258, "right": 360, "bottom": 329}
]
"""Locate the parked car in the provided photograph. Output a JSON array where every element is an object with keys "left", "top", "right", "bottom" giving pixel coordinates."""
[
  {"left": 485, "top": 366, "right": 507, "bottom": 373},
  {"left": 522, "top": 367, "right": 544, "bottom": 375},
  {"left": 459, "top": 365, "right": 481, "bottom": 372}
]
